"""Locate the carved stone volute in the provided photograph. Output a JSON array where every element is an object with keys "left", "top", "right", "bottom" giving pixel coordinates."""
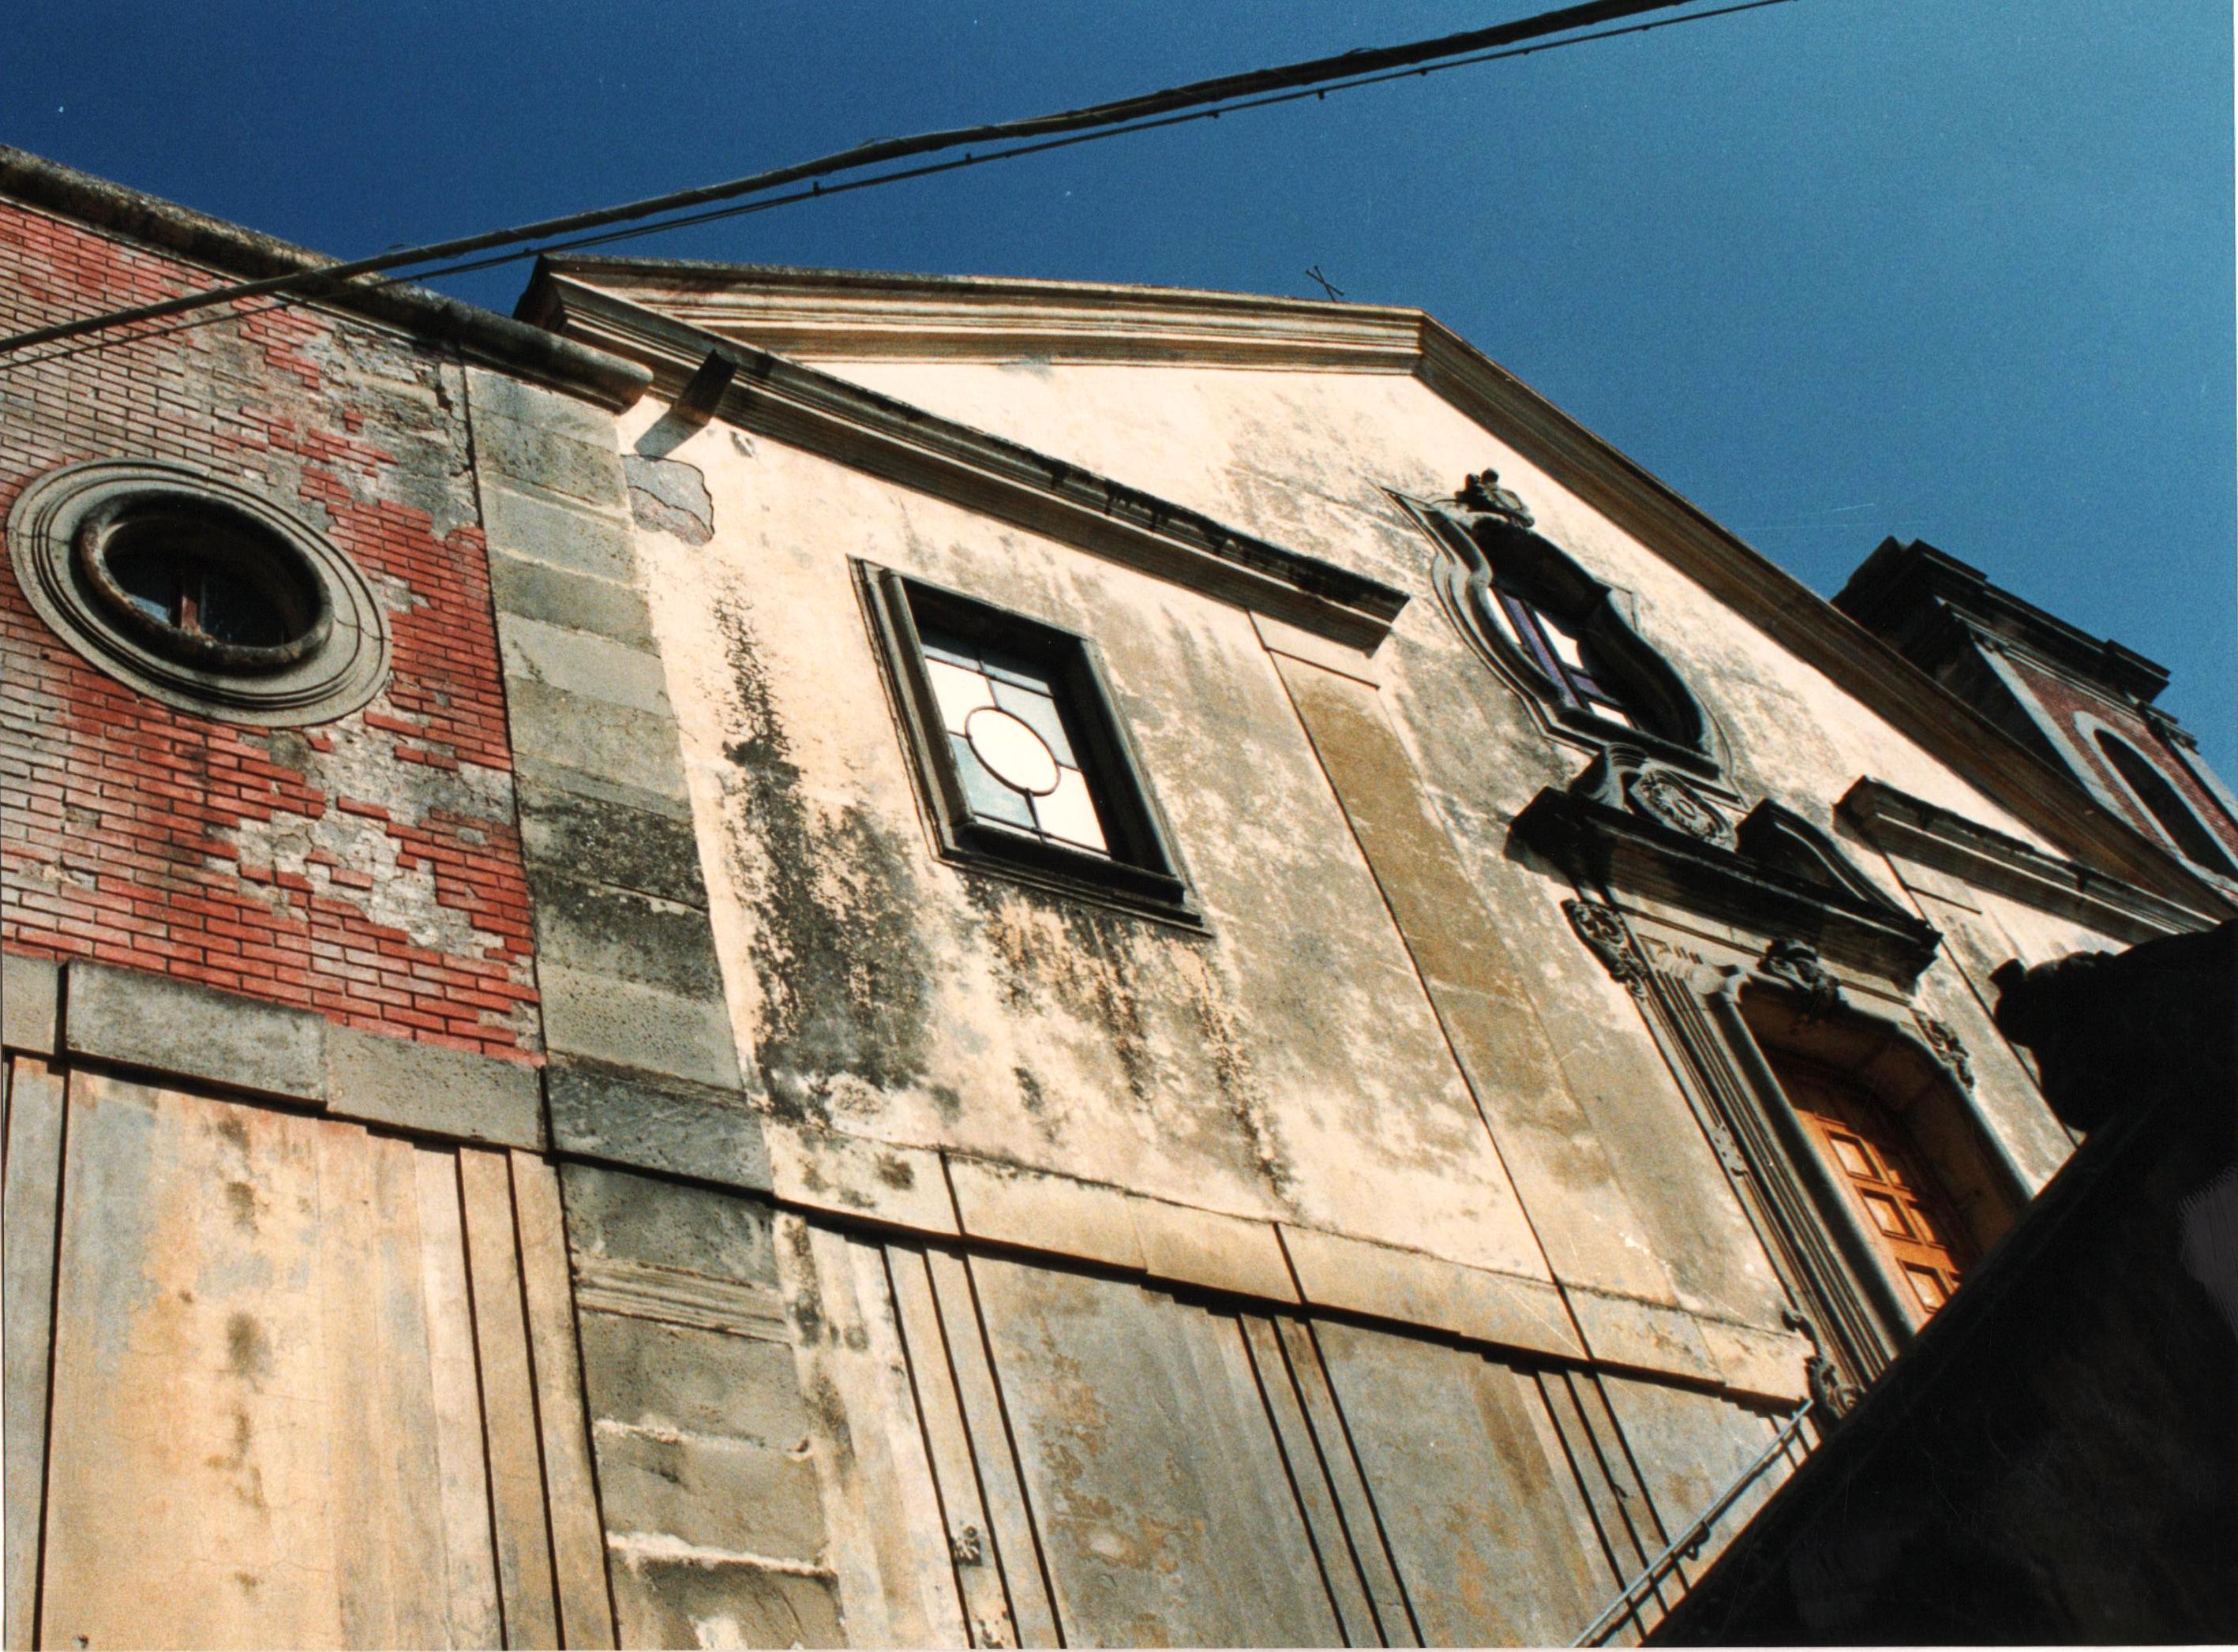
[
  {"left": 1567, "top": 746, "right": 1735, "bottom": 848},
  {"left": 1564, "top": 898, "right": 1648, "bottom": 993},
  {"left": 1628, "top": 764, "right": 1734, "bottom": 848},
  {"left": 1912, "top": 1012, "right": 1974, "bottom": 1089},
  {"left": 1782, "top": 1307, "right": 1862, "bottom": 1422},
  {"left": 1762, "top": 938, "right": 1844, "bottom": 1021}
]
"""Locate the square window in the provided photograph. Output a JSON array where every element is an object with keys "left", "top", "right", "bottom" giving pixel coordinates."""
[{"left": 859, "top": 564, "right": 1200, "bottom": 925}]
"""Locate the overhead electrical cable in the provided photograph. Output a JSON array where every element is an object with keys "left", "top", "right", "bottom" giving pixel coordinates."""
[
  {"left": 0, "top": 0, "right": 1794, "bottom": 358},
  {"left": 395, "top": 0, "right": 1798, "bottom": 283}
]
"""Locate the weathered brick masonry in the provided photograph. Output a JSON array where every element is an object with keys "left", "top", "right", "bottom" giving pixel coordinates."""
[
  {"left": 2000, "top": 650, "right": 2238, "bottom": 860},
  {"left": 0, "top": 201, "right": 540, "bottom": 1059}
]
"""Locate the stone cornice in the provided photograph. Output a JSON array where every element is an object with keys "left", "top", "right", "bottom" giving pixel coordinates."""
[
  {"left": 1833, "top": 535, "right": 2172, "bottom": 706},
  {"left": 1840, "top": 777, "right": 2214, "bottom": 943},
  {"left": 1515, "top": 782, "right": 1946, "bottom": 985},
  {"left": 523, "top": 257, "right": 1427, "bottom": 371},
  {"left": 529, "top": 260, "right": 2232, "bottom": 915},
  {"left": 530, "top": 272, "right": 1410, "bottom": 649}
]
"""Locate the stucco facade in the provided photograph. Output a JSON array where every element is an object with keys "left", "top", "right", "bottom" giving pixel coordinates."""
[{"left": 2, "top": 149, "right": 2229, "bottom": 1648}]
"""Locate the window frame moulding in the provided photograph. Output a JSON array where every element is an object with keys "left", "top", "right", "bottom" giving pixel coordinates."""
[
  {"left": 1395, "top": 478, "right": 1730, "bottom": 781},
  {"left": 1559, "top": 904, "right": 2030, "bottom": 1399},
  {"left": 1519, "top": 750, "right": 1944, "bottom": 986},
  {"left": 1705, "top": 956, "right": 2035, "bottom": 1356},
  {"left": 2072, "top": 712, "right": 2238, "bottom": 885},
  {"left": 857, "top": 560, "right": 1205, "bottom": 931},
  {"left": 7, "top": 456, "right": 392, "bottom": 727}
]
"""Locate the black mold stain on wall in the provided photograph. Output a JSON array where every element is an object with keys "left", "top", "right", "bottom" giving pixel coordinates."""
[
  {"left": 714, "top": 595, "right": 935, "bottom": 1127},
  {"left": 966, "top": 877, "right": 1295, "bottom": 1200}
]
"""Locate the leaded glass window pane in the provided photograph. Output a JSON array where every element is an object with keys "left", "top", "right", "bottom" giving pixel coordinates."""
[
  {"left": 917, "top": 621, "right": 1109, "bottom": 859},
  {"left": 926, "top": 657, "right": 995, "bottom": 732}
]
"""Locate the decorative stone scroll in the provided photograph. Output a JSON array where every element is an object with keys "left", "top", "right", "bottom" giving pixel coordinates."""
[
  {"left": 1761, "top": 938, "right": 1844, "bottom": 1022},
  {"left": 1453, "top": 468, "right": 1536, "bottom": 530},
  {"left": 1563, "top": 898, "right": 1648, "bottom": 993},
  {"left": 1782, "top": 1307, "right": 1863, "bottom": 1422},
  {"left": 1912, "top": 1012, "right": 1974, "bottom": 1089},
  {"left": 1415, "top": 472, "right": 1722, "bottom": 770},
  {"left": 1627, "top": 764, "right": 1735, "bottom": 848}
]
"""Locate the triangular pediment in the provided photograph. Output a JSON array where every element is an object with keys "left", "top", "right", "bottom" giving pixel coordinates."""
[{"left": 523, "top": 255, "right": 2232, "bottom": 921}]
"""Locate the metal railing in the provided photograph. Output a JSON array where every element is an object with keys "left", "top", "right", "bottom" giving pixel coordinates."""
[{"left": 1571, "top": 1400, "right": 1814, "bottom": 1646}]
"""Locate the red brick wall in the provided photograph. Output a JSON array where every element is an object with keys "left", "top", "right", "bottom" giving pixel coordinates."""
[
  {"left": 0, "top": 201, "right": 542, "bottom": 1060},
  {"left": 2003, "top": 654, "right": 2238, "bottom": 865}
]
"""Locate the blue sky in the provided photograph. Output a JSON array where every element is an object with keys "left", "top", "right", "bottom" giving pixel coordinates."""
[{"left": 9, "top": 0, "right": 2232, "bottom": 772}]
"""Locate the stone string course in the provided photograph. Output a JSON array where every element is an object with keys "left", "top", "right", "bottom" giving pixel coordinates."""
[{"left": 0, "top": 201, "right": 541, "bottom": 1060}]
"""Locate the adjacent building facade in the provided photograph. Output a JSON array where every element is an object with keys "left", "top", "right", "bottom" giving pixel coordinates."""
[{"left": 3, "top": 147, "right": 2230, "bottom": 1648}]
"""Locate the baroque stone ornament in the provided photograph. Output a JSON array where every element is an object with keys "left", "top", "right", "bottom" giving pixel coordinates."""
[
  {"left": 1626, "top": 764, "right": 1734, "bottom": 848},
  {"left": 1782, "top": 1308, "right": 1862, "bottom": 1422},
  {"left": 1913, "top": 1012, "right": 1974, "bottom": 1088},
  {"left": 1761, "top": 938, "right": 1844, "bottom": 1021},
  {"left": 1564, "top": 898, "right": 1648, "bottom": 993},
  {"left": 1453, "top": 468, "right": 1535, "bottom": 529}
]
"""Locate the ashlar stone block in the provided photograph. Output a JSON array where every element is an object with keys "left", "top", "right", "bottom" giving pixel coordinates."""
[{"left": 64, "top": 961, "right": 324, "bottom": 1103}]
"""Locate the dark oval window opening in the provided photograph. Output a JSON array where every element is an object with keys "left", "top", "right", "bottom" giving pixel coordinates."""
[
  {"left": 2094, "top": 729, "right": 2238, "bottom": 878},
  {"left": 76, "top": 494, "right": 331, "bottom": 671}
]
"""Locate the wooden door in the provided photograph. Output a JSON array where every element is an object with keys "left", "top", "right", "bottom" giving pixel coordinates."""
[{"left": 1773, "top": 1057, "right": 1974, "bottom": 1324}]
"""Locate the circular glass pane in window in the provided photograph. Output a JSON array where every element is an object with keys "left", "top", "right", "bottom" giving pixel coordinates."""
[
  {"left": 964, "top": 706, "right": 1063, "bottom": 796},
  {"left": 77, "top": 494, "right": 331, "bottom": 672}
]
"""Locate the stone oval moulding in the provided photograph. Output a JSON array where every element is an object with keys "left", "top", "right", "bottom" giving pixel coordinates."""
[{"left": 8, "top": 458, "right": 392, "bottom": 725}]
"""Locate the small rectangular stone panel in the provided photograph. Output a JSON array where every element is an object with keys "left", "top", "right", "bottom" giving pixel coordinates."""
[
  {"left": 326, "top": 1022, "right": 544, "bottom": 1150},
  {"left": 558, "top": 1162, "right": 842, "bottom": 1646},
  {"left": 1314, "top": 1317, "right": 1614, "bottom": 1647},
  {"left": 2, "top": 1058, "right": 66, "bottom": 1652},
  {"left": 482, "top": 480, "right": 638, "bottom": 585},
  {"left": 969, "top": 1252, "right": 1347, "bottom": 1647},
  {"left": 64, "top": 960, "right": 326, "bottom": 1103},
  {"left": 537, "top": 964, "right": 743, "bottom": 1093},
  {"left": 511, "top": 1151, "right": 620, "bottom": 1650},
  {"left": 947, "top": 1154, "right": 1145, "bottom": 1274},
  {"left": 1567, "top": 1287, "right": 1724, "bottom": 1388},
  {"left": 1598, "top": 1374, "right": 1801, "bottom": 1588},
  {"left": 789, "top": 1225, "right": 970, "bottom": 1647},
  {"left": 763, "top": 1120, "right": 954, "bottom": 1234},
  {"left": 459, "top": 1145, "right": 562, "bottom": 1650},
  {"left": 487, "top": 549, "right": 658, "bottom": 652},
  {"left": 0, "top": 952, "right": 58, "bottom": 1055},
  {"left": 1280, "top": 1223, "right": 1584, "bottom": 1362},
  {"left": 545, "top": 1056, "right": 770, "bottom": 1191}
]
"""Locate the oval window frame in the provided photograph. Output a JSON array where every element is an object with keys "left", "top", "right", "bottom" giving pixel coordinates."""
[{"left": 8, "top": 458, "right": 391, "bottom": 725}]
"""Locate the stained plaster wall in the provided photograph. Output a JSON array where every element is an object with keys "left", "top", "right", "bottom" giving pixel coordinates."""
[
  {"left": 813, "top": 356, "right": 2070, "bottom": 854},
  {"left": 620, "top": 399, "right": 1547, "bottom": 1283},
  {"left": 606, "top": 388, "right": 1842, "bottom": 1641},
  {"left": 2, "top": 208, "right": 2151, "bottom": 1642},
  {"left": 617, "top": 348, "right": 2097, "bottom": 1333},
  {"left": 0, "top": 201, "right": 542, "bottom": 1061},
  {"left": 759, "top": 350, "right": 2101, "bottom": 1238}
]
